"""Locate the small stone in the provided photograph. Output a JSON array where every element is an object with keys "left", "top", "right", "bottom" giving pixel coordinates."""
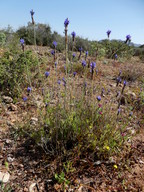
[
  {"left": 23, "top": 187, "right": 28, "bottom": 192},
  {"left": 8, "top": 103, "right": 17, "bottom": 111},
  {"left": 5, "top": 139, "right": 12, "bottom": 144},
  {"left": 94, "top": 160, "right": 102, "bottom": 165},
  {"left": 2, "top": 96, "right": 13, "bottom": 104},
  {"left": 0, "top": 172, "right": 10, "bottom": 183},
  {"left": 7, "top": 156, "right": 14, "bottom": 163},
  {"left": 30, "top": 117, "right": 38, "bottom": 125},
  {"left": 29, "top": 183, "right": 36, "bottom": 192}
]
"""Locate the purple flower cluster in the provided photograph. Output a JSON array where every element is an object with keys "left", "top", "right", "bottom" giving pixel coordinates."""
[
  {"left": 107, "top": 30, "right": 111, "bottom": 38},
  {"left": 90, "top": 62, "right": 96, "bottom": 70},
  {"left": 82, "top": 60, "right": 86, "bottom": 67},
  {"left": 30, "top": 9, "right": 35, "bottom": 16},
  {"left": 72, "top": 53, "right": 76, "bottom": 58},
  {"left": 51, "top": 50, "right": 55, "bottom": 55},
  {"left": 64, "top": 18, "right": 69, "bottom": 28},
  {"left": 71, "top": 31, "right": 76, "bottom": 41},
  {"left": 53, "top": 41, "right": 57, "bottom": 48},
  {"left": 125, "top": 35, "right": 131, "bottom": 43},
  {"left": 27, "top": 87, "right": 32, "bottom": 93},
  {"left": 97, "top": 96, "right": 101, "bottom": 102},
  {"left": 45, "top": 71, "right": 50, "bottom": 78},
  {"left": 20, "top": 38, "right": 24, "bottom": 45}
]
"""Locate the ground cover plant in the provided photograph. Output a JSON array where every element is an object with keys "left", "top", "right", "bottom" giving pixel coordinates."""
[{"left": 0, "top": 10, "right": 144, "bottom": 192}]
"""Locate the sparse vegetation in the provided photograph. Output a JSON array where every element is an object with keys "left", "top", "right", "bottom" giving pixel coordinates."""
[{"left": 0, "top": 10, "right": 144, "bottom": 192}]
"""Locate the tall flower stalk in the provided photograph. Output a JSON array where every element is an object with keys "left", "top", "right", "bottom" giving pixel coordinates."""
[
  {"left": 71, "top": 31, "right": 76, "bottom": 73},
  {"left": 20, "top": 39, "right": 31, "bottom": 87},
  {"left": 64, "top": 18, "right": 69, "bottom": 77},
  {"left": 30, "top": 9, "right": 36, "bottom": 46}
]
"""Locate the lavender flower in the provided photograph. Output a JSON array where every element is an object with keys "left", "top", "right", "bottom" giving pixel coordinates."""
[
  {"left": 82, "top": 60, "right": 86, "bottom": 67},
  {"left": 53, "top": 41, "right": 57, "bottom": 48},
  {"left": 107, "top": 30, "right": 111, "bottom": 38},
  {"left": 27, "top": 87, "right": 32, "bottom": 93},
  {"left": 51, "top": 50, "right": 55, "bottom": 55},
  {"left": 90, "top": 62, "right": 96, "bottom": 70},
  {"left": 125, "top": 35, "right": 131, "bottom": 43},
  {"left": 117, "top": 108, "right": 121, "bottom": 115},
  {"left": 45, "top": 71, "right": 50, "bottom": 78},
  {"left": 123, "top": 80, "right": 127, "bottom": 86},
  {"left": 64, "top": 18, "right": 69, "bottom": 27},
  {"left": 86, "top": 51, "right": 88, "bottom": 56},
  {"left": 72, "top": 53, "right": 76, "bottom": 58},
  {"left": 30, "top": 9, "right": 35, "bottom": 16},
  {"left": 97, "top": 96, "right": 101, "bottom": 101},
  {"left": 55, "top": 62, "right": 57, "bottom": 67},
  {"left": 30, "top": 9, "right": 35, "bottom": 24},
  {"left": 20, "top": 38, "right": 24, "bottom": 45},
  {"left": 58, "top": 80, "right": 61, "bottom": 85},
  {"left": 73, "top": 72, "right": 77, "bottom": 77},
  {"left": 71, "top": 31, "right": 76, "bottom": 41},
  {"left": 20, "top": 38, "right": 25, "bottom": 51},
  {"left": 114, "top": 54, "right": 118, "bottom": 59},
  {"left": 62, "top": 77, "right": 66, "bottom": 87},
  {"left": 23, "top": 96, "right": 28, "bottom": 102},
  {"left": 79, "top": 47, "right": 83, "bottom": 52},
  {"left": 116, "top": 77, "right": 122, "bottom": 86}
]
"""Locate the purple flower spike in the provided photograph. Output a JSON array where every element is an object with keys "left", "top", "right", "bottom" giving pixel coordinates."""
[
  {"left": 114, "top": 54, "right": 118, "bottom": 59},
  {"left": 27, "top": 87, "right": 32, "bottom": 93},
  {"left": 53, "top": 41, "right": 57, "bottom": 48},
  {"left": 85, "top": 51, "right": 88, "bottom": 56},
  {"left": 90, "top": 62, "right": 96, "bottom": 69},
  {"left": 126, "top": 35, "right": 131, "bottom": 41},
  {"left": 20, "top": 38, "right": 24, "bottom": 45},
  {"left": 23, "top": 96, "right": 28, "bottom": 102},
  {"left": 30, "top": 9, "right": 35, "bottom": 16},
  {"left": 64, "top": 18, "right": 69, "bottom": 27},
  {"left": 71, "top": 31, "right": 76, "bottom": 39},
  {"left": 73, "top": 72, "right": 77, "bottom": 77},
  {"left": 107, "top": 30, "right": 111, "bottom": 38},
  {"left": 58, "top": 80, "right": 61, "bottom": 85},
  {"left": 123, "top": 80, "right": 127, "bottom": 86},
  {"left": 55, "top": 62, "right": 57, "bottom": 67},
  {"left": 125, "top": 35, "right": 131, "bottom": 43},
  {"left": 45, "top": 71, "right": 50, "bottom": 78},
  {"left": 97, "top": 96, "right": 101, "bottom": 101},
  {"left": 82, "top": 60, "right": 86, "bottom": 67},
  {"left": 79, "top": 47, "right": 83, "bottom": 52},
  {"left": 117, "top": 108, "right": 121, "bottom": 115},
  {"left": 51, "top": 50, "right": 55, "bottom": 55},
  {"left": 72, "top": 53, "right": 76, "bottom": 58}
]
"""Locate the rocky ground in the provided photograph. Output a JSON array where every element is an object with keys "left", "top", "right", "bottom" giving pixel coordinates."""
[{"left": 0, "top": 47, "right": 144, "bottom": 191}]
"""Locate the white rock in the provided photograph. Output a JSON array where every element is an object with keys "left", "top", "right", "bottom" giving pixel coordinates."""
[
  {"left": 29, "top": 183, "right": 36, "bottom": 192},
  {"left": 2, "top": 96, "right": 13, "bottom": 104},
  {"left": 0, "top": 172, "right": 10, "bottom": 183},
  {"left": 30, "top": 117, "right": 38, "bottom": 125}
]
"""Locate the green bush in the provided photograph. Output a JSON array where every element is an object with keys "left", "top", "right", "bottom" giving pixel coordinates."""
[
  {"left": 0, "top": 32, "right": 6, "bottom": 46},
  {"left": 0, "top": 50, "right": 38, "bottom": 97}
]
